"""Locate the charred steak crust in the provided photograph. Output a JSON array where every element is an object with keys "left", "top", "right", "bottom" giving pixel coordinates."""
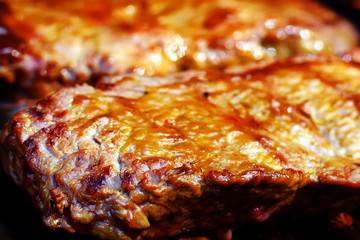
[
  {"left": 0, "top": 0, "right": 358, "bottom": 97},
  {"left": 2, "top": 56, "right": 360, "bottom": 239}
]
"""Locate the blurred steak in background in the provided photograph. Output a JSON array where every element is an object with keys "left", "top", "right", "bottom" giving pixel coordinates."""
[{"left": 0, "top": 0, "right": 358, "bottom": 98}]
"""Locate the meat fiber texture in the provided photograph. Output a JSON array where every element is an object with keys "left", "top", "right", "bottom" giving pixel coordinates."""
[
  {"left": 0, "top": 0, "right": 358, "bottom": 98},
  {"left": 2, "top": 56, "right": 360, "bottom": 239}
]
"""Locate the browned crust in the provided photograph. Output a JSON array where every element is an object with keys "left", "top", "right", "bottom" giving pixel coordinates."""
[{"left": 3, "top": 56, "right": 360, "bottom": 239}]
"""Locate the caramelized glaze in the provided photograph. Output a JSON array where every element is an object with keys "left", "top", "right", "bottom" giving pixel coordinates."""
[{"left": 3, "top": 56, "right": 360, "bottom": 239}]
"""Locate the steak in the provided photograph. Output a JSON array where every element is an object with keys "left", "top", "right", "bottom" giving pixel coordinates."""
[
  {"left": 0, "top": 0, "right": 358, "bottom": 97},
  {"left": 2, "top": 56, "right": 360, "bottom": 239}
]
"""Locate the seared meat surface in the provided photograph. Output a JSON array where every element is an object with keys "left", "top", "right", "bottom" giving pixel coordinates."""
[
  {"left": 2, "top": 56, "right": 360, "bottom": 239},
  {"left": 0, "top": 0, "right": 358, "bottom": 97}
]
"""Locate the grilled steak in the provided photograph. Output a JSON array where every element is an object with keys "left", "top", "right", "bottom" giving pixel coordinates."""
[
  {"left": 2, "top": 56, "right": 360, "bottom": 239},
  {"left": 0, "top": 0, "right": 358, "bottom": 97}
]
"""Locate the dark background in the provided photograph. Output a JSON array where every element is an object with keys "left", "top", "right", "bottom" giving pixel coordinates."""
[{"left": 0, "top": 1, "right": 360, "bottom": 239}]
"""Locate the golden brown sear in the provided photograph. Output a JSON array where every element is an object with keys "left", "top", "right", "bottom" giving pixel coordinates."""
[
  {"left": 0, "top": 0, "right": 358, "bottom": 97},
  {"left": 2, "top": 56, "right": 360, "bottom": 239}
]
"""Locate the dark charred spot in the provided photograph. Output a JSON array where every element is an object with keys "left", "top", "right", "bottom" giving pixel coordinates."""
[
  {"left": 117, "top": 22, "right": 136, "bottom": 31},
  {"left": 247, "top": 118, "right": 261, "bottom": 128},
  {"left": 93, "top": 137, "right": 101, "bottom": 145},
  {"left": 29, "top": 107, "right": 45, "bottom": 117},
  {"left": 123, "top": 171, "right": 132, "bottom": 184},
  {"left": 10, "top": 120, "right": 18, "bottom": 129},
  {"left": 88, "top": 175, "right": 106, "bottom": 188},
  {"left": 0, "top": 2, "right": 10, "bottom": 14},
  {"left": 203, "top": 92, "right": 209, "bottom": 98},
  {"left": 50, "top": 199, "right": 55, "bottom": 208},
  {"left": 143, "top": 91, "right": 149, "bottom": 95},
  {"left": 23, "top": 138, "right": 35, "bottom": 148},
  {"left": 49, "top": 138, "right": 56, "bottom": 146},
  {"left": 203, "top": 8, "right": 234, "bottom": 29},
  {"left": 354, "top": 163, "right": 360, "bottom": 168},
  {"left": 83, "top": 166, "right": 111, "bottom": 195},
  {"left": 122, "top": 170, "right": 136, "bottom": 191},
  {"left": 222, "top": 169, "right": 231, "bottom": 176},
  {"left": 24, "top": 147, "right": 39, "bottom": 167},
  {"left": 75, "top": 156, "right": 82, "bottom": 167},
  {"left": 35, "top": 94, "right": 57, "bottom": 109},
  {"left": 6, "top": 53, "right": 19, "bottom": 64},
  {"left": 84, "top": 174, "right": 106, "bottom": 195},
  {"left": 47, "top": 62, "right": 57, "bottom": 70},
  {"left": 180, "top": 64, "right": 190, "bottom": 71},
  {"left": 96, "top": 83, "right": 116, "bottom": 90}
]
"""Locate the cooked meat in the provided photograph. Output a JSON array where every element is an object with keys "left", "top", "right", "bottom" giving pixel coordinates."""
[
  {"left": 0, "top": 0, "right": 358, "bottom": 98},
  {"left": 2, "top": 56, "right": 360, "bottom": 239}
]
